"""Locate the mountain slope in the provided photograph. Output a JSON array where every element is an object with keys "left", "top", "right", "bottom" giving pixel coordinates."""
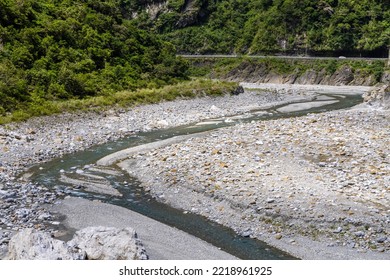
[{"left": 134, "top": 0, "right": 390, "bottom": 56}]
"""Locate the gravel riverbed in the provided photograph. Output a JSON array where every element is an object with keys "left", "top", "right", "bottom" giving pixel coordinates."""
[
  {"left": 0, "top": 84, "right": 388, "bottom": 259},
  {"left": 123, "top": 106, "right": 389, "bottom": 259},
  {"left": 0, "top": 87, "right": 308, "bottom": 258}
]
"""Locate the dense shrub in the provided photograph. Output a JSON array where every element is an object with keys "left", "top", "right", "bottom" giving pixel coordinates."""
[{"left": 0, "top": 0, "right": 189, "bottom": 115}]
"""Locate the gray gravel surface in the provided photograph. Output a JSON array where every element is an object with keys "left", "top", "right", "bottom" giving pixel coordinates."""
[
  {"left": 120, "top": 107, "right": 389, "bottom": 259},
  {"left": 0, "top": 88, "right": 310, "bottom": 258}
]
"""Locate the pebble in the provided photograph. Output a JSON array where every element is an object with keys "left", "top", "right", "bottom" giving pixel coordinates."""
[
  {"left": 333, "top": 227, "right": 343, "bottom": 233},
  {"left": 275, "top": 233, "right": 283, "bottom": 240},
  {"left": 376, "top": 236, "right": 387, "bottom": 243},
  {"left": 241, "top": 229, "right": 253, "bottom": 238},
  {"left": 354, "top": 231, "right": 365, "bottom": 238},
  {"left": 0, "top": 238, "right": 9, "bottom": 245},
  {"left": 38, "top": 213, "right": 51, "bottom": 221}
]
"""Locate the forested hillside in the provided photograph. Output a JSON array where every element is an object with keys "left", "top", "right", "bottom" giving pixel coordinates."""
[
  {"left": 1, "top": 0, "right": 389, "bottom": 121},
  {"left": 135, "top": 0, "right": 390, "bottom": 56},
  {"left": 0, "top": 0, "right": 188, "bottom": 116}
]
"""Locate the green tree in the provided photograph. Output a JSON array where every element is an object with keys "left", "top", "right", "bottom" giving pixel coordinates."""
[{"left": 0, "top": 0, "right": 189, "bottom": 115}]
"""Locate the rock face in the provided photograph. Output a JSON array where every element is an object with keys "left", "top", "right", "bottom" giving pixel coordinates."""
[
  {"left": 6, "top": 227, "right": 148, "bottom": 260},
  {"left": 131, "top": 0, "right": 208, "bottom": 28},
  {"left": 381, "top": 71, "right": 390, "bottom": 84},
  {"left": 224, "top": 61, "right": 383, "bottom": 86},
  {"left": 69, "top": 227, "right": 148, "bottom": 260},
  {"left": 329, "top": 65, "right": 354, "bottom": 85},
  {"left": 7, "top": 228, "right": 85, "bottom": 260},
  {"left": 363, "top": 84, "right": 390, "bottom": 109}
]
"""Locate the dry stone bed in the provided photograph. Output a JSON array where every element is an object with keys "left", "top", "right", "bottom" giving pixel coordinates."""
[{"left": 126, "top": 108, "right": 389, "bottom": 259}]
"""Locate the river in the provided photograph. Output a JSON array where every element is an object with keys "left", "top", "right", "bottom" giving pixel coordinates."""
[{"left": 27, "top": 91, "right": 363, "bottom": 259}]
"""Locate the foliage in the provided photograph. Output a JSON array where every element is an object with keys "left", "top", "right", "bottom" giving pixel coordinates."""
[
  {"left": 0, "top": 79, "right": 238, "bottom": 124},
  {"left": 1, "top": 0, "right": 389, "bottom": 121},
  {"left": 0, "top": 0, "right": 189, "bottom": 115},
  {"left": 141, "top": 0, "right": 390, "bottom": 55}
]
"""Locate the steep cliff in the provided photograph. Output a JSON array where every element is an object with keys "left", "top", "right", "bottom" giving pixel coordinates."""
[{"left": 130, "top": 0, "right": 211, "bottom": 29}]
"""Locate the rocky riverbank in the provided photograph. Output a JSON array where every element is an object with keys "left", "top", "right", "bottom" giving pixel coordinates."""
[
  {"left": 1, "top": 83, "right": 388, "bottom": 259},
  {"left": 120, "top": 106, "right": 389, "bottom": 259},
  {"left": 0, "top": 86, "right": 314, "bottom": 259}
]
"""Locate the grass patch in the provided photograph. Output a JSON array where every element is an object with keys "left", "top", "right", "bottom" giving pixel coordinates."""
[{"left": 0, "top": 79, "right": 238, "bottom": 125}]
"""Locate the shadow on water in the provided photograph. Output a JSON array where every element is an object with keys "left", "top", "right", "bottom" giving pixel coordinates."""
[{"left": 28, "top": 93, "right": 362, "bottom": 260}]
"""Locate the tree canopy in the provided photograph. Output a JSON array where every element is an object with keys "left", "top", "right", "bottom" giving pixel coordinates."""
[
  {"left": 144, "top": 0, "right": 390, "bottom": 55},
  {"left": 0, "top": 0, "right": 188, "bottom": 115}
]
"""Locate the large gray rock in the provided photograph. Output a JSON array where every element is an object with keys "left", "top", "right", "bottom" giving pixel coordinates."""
[
  {"left": 363, "top": 84, "right": 390, "bottom": 109},
  {"left": 68, "top": 227, "right": 148, "bottom": 260},
  {"left": 295, "top": 69, "right": 318, "bottom": 85},
  {"left": 6, "top": 227, "right": 148, "bottom": 260},
  {"left": 380, "top": 71, "right": 390, "bottom": 84},
  {"left": 329, "top": 65, "right": 354, "bottom": 85},
  {"left": 7, "top": 228, "right": 85, "bottom": 260}
]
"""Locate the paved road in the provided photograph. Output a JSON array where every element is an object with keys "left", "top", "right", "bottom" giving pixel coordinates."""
[{"left": 179, "top": 54, "right": 388, "bottom": 61}]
